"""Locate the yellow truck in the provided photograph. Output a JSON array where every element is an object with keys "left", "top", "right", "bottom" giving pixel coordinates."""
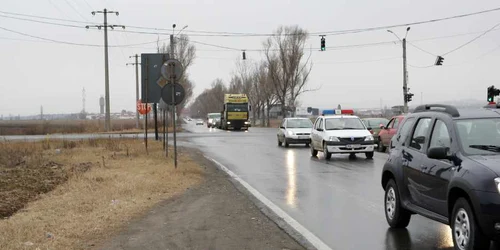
[{"left": 220, "top": 94, "right": 251, "bottom": 130}]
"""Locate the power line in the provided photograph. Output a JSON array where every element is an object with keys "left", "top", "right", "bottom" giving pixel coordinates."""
[
  {"left": 442, "top": 21, "right": 500, "bottom": 56},
  {"left": 0, "top": 14, "right": 88, "bottom": 29},
  {"left": 63, "top": 0, "right": 90, "bottom": 21},
  {"left": 407, "top": 42, "right": 437, "bottom": 56},
  {"left": 46, "top": 0, "right": 72, "bottom": 19},
  {"left": 0, "top": 10, "right": 93, "bottom": 24},
  {"left": 2, "top": 7, "right": 500, "bottom": 37}
]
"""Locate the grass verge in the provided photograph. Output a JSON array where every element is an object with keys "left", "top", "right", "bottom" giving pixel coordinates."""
[{"left": 0, "top": 138, "right": 203, "bottom": 250}]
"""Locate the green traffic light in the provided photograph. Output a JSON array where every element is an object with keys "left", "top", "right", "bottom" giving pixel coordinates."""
[
  {"left": 321, "top": 47, "right": 325, "bottom": 51},
  {"left": 488, "top": 97, "right": 493, "bottom": 102}
]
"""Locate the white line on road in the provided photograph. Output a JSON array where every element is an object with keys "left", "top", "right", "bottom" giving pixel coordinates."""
[{"left": 205, "top": 155, "right": 333, "bottom": 250}]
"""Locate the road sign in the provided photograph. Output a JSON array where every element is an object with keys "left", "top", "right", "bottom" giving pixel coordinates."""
[
  {"left": 157, "top": 77, "right": 168, "bottom": 88},
  {"left": 161, "top": 83, "right": 186, "bottom": 105},
  {"left": 141, "top": 53, "right": 170, "bottom": 103},
  {"left": 161, "top": 59, "right": 184, "bottom": 81},
  {"left": 137, "top": 100, "right": 152, "bottom": 115}
]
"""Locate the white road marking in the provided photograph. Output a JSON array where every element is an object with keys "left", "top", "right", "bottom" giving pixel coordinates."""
[{"left": 205, "top": 155, "right": 333, "bottom": 250}]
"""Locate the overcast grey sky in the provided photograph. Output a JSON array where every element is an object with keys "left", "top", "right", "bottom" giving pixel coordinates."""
[{"left": 1, "top": 0, "right": 500, "bottom": 116}]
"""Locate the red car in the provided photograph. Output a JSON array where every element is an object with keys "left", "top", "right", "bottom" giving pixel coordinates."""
[{"left": 377, "top": 115, "right": 405, "bottom": 152}]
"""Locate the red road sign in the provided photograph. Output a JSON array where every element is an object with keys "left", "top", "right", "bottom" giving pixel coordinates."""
[{"left": 137, "top": 100, "right": 152, "bottom": 115}]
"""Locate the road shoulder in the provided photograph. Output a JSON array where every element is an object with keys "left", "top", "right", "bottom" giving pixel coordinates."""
[{"left": 97, "top": 149, "right": 305, "bottom": 250}]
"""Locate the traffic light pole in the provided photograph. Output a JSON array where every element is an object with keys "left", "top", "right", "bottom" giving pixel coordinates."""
[{"left": 402, "top": 38, "right": 408, "bottom": 113}]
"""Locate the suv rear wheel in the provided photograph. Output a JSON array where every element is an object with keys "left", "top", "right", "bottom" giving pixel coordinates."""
[
  {"left": 451, "top": 198, "right": 490, "bottom": 250},
  {"left": 310, "top": 144, "right": 318, "bottom": 157},
  {"left": 384, "top": 179, "right": 411, "bottom": 228}
]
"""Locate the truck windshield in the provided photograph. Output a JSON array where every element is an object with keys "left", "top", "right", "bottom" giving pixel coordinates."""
[
  {"left": 286, "top": 119, "right": 313, "bottom": 128},
  {"left": 227, "top": 104, "right": 248, "bottom": 112},
  {"left": 325, "top": 118, "right": 365, "bottom": 130},
  {"left": 208, "top": 114, "right": 221, "bottom": 119}
]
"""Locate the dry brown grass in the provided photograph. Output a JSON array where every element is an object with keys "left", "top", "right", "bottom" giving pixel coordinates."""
[
  {"left": 0, "top": 139, "right": 204, "bottom": 250},
  {"left": 0, "top": 119, "right": 184, "bottom": 135}
]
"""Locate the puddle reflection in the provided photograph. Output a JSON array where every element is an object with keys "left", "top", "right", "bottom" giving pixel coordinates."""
[{"left": 286, "top": 150, "right": 297, "bottom": 208}]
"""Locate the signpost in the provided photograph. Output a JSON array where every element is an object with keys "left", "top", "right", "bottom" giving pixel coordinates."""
[
  {"left": 158, "top": 98, "right": 168, "bottom": 156},
  {"left": 160, "top": 59, "right": 185, "bottom": 169}
]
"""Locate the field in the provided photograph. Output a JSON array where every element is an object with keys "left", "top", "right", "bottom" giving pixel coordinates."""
[
  {"left": 0, "top": 138, "right": 203, "bottom": 250},
  {"left": 0, "top": 118, "right": 183, "bottom": 135}
]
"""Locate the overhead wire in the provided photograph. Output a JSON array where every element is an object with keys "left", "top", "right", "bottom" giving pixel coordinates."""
[{"left": 441, "top": 21, "right": 500, "bottom": 56}]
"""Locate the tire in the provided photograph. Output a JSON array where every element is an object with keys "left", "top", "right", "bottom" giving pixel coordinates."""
[
  {"left": 311, "top": 143, "right": 318, "bottom": 157},
  {"left": 384, "top": 179, "right": 411, "bottom": 228},
  {"left": 451, "top": 198, "right": 490, "bottom": 250},
  {"left": 378, "top": 140, "right": 387, "bottom": 152},
  {"left": 365, "top": 152, "right": 374, "bottom": 159},
  {"left": 323, "top": 142, "right": 331, "bottom": 160},
  {"left": 349, "top": 153, "right": 356, "bottom": 159},
  {"left": 284, "top": 138, "right": 289, "bottom": 148},
  {"left": 278, "top": 136, "right": 282, "bottom": 147},
  {"left": 305, "top": 143, "right": 309, "bottom": 147}
]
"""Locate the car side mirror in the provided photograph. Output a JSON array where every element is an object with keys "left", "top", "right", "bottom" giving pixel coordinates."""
[
  {"left": 367, "top": 127, "right": 372, "bottom": 131},
  {"left": 317, "top": 128, "right": 324, "bottom": 131},
  {"left": 280, "top": 126, "right": 285, "bottom": 129},
  {"left": 380, "top": 124, "right": 386, "bottom": 129},
  {"left": 427, "top": 147, "right": 449, "bottom": 160}
]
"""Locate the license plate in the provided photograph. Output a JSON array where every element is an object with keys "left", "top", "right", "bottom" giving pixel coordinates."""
[
  {"left": 346, "top": 144, "right": 361, "bottom": 149},
  {"left": 298, "top": 136, "right": 309, "bottom": 139}
]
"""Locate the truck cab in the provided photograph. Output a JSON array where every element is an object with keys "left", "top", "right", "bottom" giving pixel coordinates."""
[{"left": 220, "top": 94, "right": 251, "bottom": 130}]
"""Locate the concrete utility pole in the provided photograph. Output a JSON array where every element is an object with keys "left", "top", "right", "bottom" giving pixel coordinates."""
[
  {"left": 402, "top": 38, "right": 408, "bottom": 113},
  {"left": 388, "top": 27, "right": 410, "bottom": 113},
  {"left": 127, "top": 54, "right": 141, "bottom": 129},
  {"left": 86, "top": 9, "right": 125, "bottom": 131}
]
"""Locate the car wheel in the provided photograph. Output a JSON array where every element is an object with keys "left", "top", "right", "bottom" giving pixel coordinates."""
[
  {"left": 451, "top": 198, "right": 490, "bottom": 250},
  {"left": 384, "top": 179, "right": 411, "bottom": 228},
  {"left": 305, "top": 143, "right": 309, "bottom": 147},
  {"left": 365, "top": 152, "right": 374, "bottom": 159},
  {"left": 277, "top": 137, "right": 282, "bottom": 147},
  {"left": 378, "top": 141, "right": 386, "bottom": 152},
  {"left": 349, "top": 153, "right": 356, "bottom": 159},
  {"left": 323, "top": 142, "right": 331, "bottom": 160},
  {"left": 310, "top": 144, "right": 318, "bottom": 157},
  {"left": 284, "top": 138, "right": 289, "bottom": 148}
]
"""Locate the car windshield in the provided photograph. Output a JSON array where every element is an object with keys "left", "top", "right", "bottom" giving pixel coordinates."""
[
  {"left": 364, "top": 118, "right": 389, "bottom": 128},
  {"left": 208, "top": 114, "right": 221, "bottom": 119},
  {"left": 325, "top": 118, "right": 366, "bottom": 130},
  {"left": 286, "top": 119, "right": 313, "bottom": 128},
  {"left": 227, "top": 104, "right": 248, "bottom": 112},
  {"left": 456, "top": 118, "right": 500, "bottom": 155}
]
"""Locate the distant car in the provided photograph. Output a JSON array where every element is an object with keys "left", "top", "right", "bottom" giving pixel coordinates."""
[
  {"left": 195, "top": 119, "right": 204, "bottom": 125},
  {"left": 377, "top": 115, "right": 405, "bottom": 152},
  {"left": 187, "top": 118, "right": 192, "bottom": 121},
  {"left": 310, "top": 113, "right": 375, "bottom": 159},
  {"left": 362, "top": 118, "right": 390, "bottom": 146},
  {"left": 277, "top": 118, "right": 313, "bottom": 147}
]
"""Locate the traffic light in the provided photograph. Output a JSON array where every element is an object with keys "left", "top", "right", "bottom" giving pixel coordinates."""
[
  {"left": 320, "top": 37, "right": 325, "bottom": 51},
  {"left": 242, "top": 51, "right": 246, "bottom": 60},
  {"left": 435, "top": 56, "right": 444, "bottom": 66},
  {"left": 405, "top": 93, "right": 414, "bottom": 103},
  {"left": 487, "top": 85, "right": 500, "bottom": 102}
]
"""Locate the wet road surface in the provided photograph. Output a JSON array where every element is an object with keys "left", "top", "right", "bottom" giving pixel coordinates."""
[{"left": 183, "top": 121, "right": 459, "bottom": 250}]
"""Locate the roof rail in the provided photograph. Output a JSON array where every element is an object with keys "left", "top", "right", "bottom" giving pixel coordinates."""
[{"left": 413, "top": 104, "right": 460, "bottom": 117}]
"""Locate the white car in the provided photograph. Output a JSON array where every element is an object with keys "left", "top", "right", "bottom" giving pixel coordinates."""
[
  {"left": 310, "top": 114, "right": 375, "bottom": 159},
  {"left": 277, "top": 118, "right": 313, "bottom": 147},
  {"left": 195, "top": 119, "right": 204, "bottom": 125}
]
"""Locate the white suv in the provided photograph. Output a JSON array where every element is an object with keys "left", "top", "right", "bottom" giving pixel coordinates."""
[{"left": 310, "top": 114, "right": 375, "bottom": 159}]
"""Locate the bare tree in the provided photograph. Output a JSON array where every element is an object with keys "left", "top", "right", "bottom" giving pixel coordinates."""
[{"left": 263, "top": 25, "right": 313, "bottom": 118}]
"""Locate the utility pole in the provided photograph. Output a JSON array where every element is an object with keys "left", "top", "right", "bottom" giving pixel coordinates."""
[
  {"left": 86, "top": 9, "right": 125, "bottom": 131},
  {"left": 126, "top": 54, "right": 141, "bottom": 129},
  {"left": 402, "top": 38, "right": 408, "bottom": 113},
  {"left": 388, "top": 27, "right": 410, "bottom": 114}
]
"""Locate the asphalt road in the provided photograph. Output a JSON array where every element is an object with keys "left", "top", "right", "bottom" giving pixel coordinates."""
[{"left": 183, "top": 121, "right": 458, "bottom": 250}]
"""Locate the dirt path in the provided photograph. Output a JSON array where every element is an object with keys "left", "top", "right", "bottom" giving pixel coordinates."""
[{"left": 97, "top": 151, "right": 305, "bottom": 250}]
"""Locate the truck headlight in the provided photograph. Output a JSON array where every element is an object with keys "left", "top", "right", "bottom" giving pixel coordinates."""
[
  {"left": 227, "top": 122, "right": 231, "bottom": 124},
  {"left": 365, "top": 135, "right": 374, "bottom": 141},
  {"left": 495, "top": 178, "right": 500, "bottom": 193},
  {"left": 329, "top": 136, "right": 339, "bottom": 142},
  {"left": 244, "top": 121, "right": 249, "bottom": 124},
  {"left": 287, "top": 130, "right": 294, "bottom": 136}
]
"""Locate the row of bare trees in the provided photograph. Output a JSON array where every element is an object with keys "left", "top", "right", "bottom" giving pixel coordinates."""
[{"left": 188, "top": 25, "right": 315, "bottom": 126}]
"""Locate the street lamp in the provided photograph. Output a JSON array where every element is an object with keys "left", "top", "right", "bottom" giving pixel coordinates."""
[{"left": 387, "top": 27, "right": 411, "bottom": 113}]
